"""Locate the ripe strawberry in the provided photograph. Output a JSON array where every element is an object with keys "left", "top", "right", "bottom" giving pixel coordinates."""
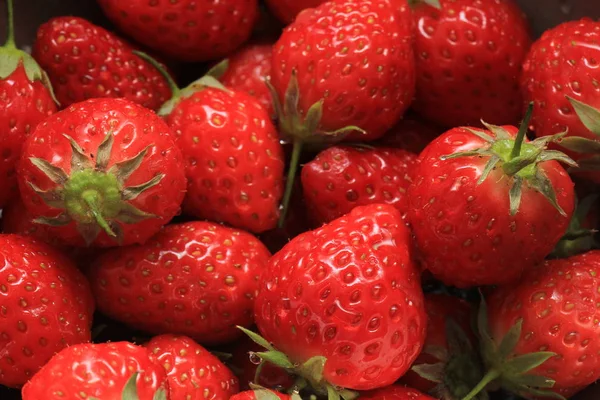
[
  {"left": 411, "top": 0, "right": 530, "bottom": 128},
  {"left": 0, "top": 0, "right": 57, "bottom": 209},
  {"left": 521, "top": 19, "right": 600, "bottom": 182},
  {"left": 0, "top": 234, "right": 94, "bottom": 388},
  {"left": 407, "top": 108, "right": 576, "bottom": 288},
  {"left": 376, "top": 114, "right": 442, "bottom": 154},
  {"left": 301, "top": 146, "right": 417, "bottom": 225},
  {"left": 252, "top": 204, "right": 426, "bottom": 393},
  {"left": 231, "top": 389, "right": 293, "bottom": 400},
  {"left": 16, "top": 98, "right": 186, "bottom": 247},
  {"left": 145, "top": 334, "right": 239, "bottom": 400},
  {"left": 21, "top": 341, "right": 169, "bottom": 399},
  {"left": 89, "top": 221, "right": 271, "bottom": 345},
  {"left": 96, "top": 0, "right": 258, "bottom": 62},
  {"left": 360, "top": 385, "right": 436, "bottom": 400},
  {"left": 219, "top": 43, "right": 274, "bottom": 116},
  {"left": 462, "top": 250, "right": 600, "bottom": 400},
  {"left": 32, "top": 16, "right": 172, "bottom": 110},
  {"left": 264, "top": 0, "right": 328, "bottom": 24}
]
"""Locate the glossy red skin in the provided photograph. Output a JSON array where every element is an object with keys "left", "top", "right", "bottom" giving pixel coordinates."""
[
  {"left": 165, "top": 88, "right": 284, "bottom": 234},
  {"left": 0, "top": 65, "right": 57, "bottom": 209},
  {"left": 487, "top": 251, "right": 600, "bottom": 393},
  {"left": 254, "top": 204, "right": 427, "bottom": 390},
  {"left": 407, "top": 126, "right": 574, "bottom": 288},
  {"left": 0, "top": 234, "right": 94, "bottom": 388},
  {"left": 359, "top": 385, "right": 436, "bottom": 400},
  {"left": 411, "top": 0, "right": 530, "bottom": 128},
  {"left": 89, "top": 221, "right": 271, "bottom": 345},
  {"left": 401, "top": 294, "right": 474, "bottom": 393},
  {"left": 271, "top": 0, "right": 415, "bottom": 141},
  {"left": 229, "top": 335, "right": 294, "bottom": 391},
  {"left": 376, "top": 115, "right": 443, "bottom": 155},
  {"left": 264, "top": 0, "right": 327, "bottom": 24},
  {"left": 33, "top": 17, "right": 171, "bottom": 110},
  {"left": 145, "top": 334, "right": 239, "bottom": 400},
  {"left": 221, "top": 44, "right": 274, "bottom": 116},
  {"left": 231, "top": 390, "right": 291, "bottom": 400},
  {"left": 17, "top": 98, "right": 186, "bottom": 247},
  {"left": 301, "top": 146, "right": 417, "bottom": 225},
  {"left": 21, "top": 342, "right": 169, "bottom": 399},
  {"left": 97, "top": 0, "right": 258, "bottom": 62}
]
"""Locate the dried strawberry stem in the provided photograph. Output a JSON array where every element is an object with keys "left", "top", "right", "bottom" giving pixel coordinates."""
[
  {"left": 278, "top": 140, "right": 303, "bottom": 228},
  {"left": 509, "top": 102, "right": 534, "bottom": 160},
  {"left": 461, "top": 369, "right": 501, "bottom": 400},
  {"left": 4, "top": 0, "right": 15, "bottom": 48}
]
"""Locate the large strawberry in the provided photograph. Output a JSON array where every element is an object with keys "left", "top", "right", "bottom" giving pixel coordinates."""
[
  {"left": 0, "top": 234, "right": 94, "bottom": 388},
  {"left": 0, "top": 0, "right": 57, "bottom": 209},
  {"left": 145, "top": 334, "right": 239, "bottom": 400},
  {"left": 264, "top": 0, "right": 328, "bottom": 24},
  {"left": 407, "top": 107, "right": 576, "bottom": 288},
  {"left": 32, "top": 16, "right": 171, "bottom": 110},
  {"left": 360, "top": 385, "right": 436, "bottom": 400},
  {"left": 21, "top": 342, "right": 169, "bottom": 399},
  {"left": 411, "top": 0, "right": 530, "bottom": 128},
  {"left": 16, "top": 98, "right": 186, "bottom": 247},
  {"left": 301, "top": 146, "right": 417, "bottom": 225},
  {"left": 96, "top": 0, "right": 258, "bottom": 62},
  {"left": 89, "top": 221, "right": 271, "bottom": 345},
  {"left": 461, "top": 250, "right": 600, "bottom": 400},
  {"left": 251, "top": 204, "right": 426, "bottom": 395},
  {"left": 521, "top": 19, "right": 600, "bottom": 182}
]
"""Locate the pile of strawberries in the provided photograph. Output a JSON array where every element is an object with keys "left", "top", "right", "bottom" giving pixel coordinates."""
[{"left": 2, "top": 0, "right": 600, "bottom": 399}]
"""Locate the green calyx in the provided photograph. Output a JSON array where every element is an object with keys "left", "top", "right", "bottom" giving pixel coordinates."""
[
  {"left": 558, "top": 96, "right": 600, "bottom": 171},
  {"left": 89, "top": 372, "right": 167, "bottom": 400},
  {"left": 551, "top": 195, "right": 599, "bottom": 259},
  {"left": 237, "top": 326, "right": 358, "bottom": 400},
  {"left": 460, "top": 296, "right": 564, "bottom": 400},
  {"left": 28, "top": 132, "right": 164, "bottom": 245},
  {"left": 442, "top": 103, "right": 577, "bottom": 216}
]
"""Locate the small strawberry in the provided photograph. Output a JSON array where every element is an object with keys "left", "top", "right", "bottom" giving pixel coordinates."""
[
  {"left": 301, "top": 146, "right": 417, "bottom": 225},
  {"left": 219, "top": 44, "right": 274, "bottom": 116},
  {"left": 96, "top": 0, "right": 258, "bottom": 62},
  {"left": 411, "top": 0, "right": 531, "bottom": 128},
  {"left": 231, "top": 389, "right": 294, "bottom": 400},
  {"left": 0, "top": 234, "right": 94, "bottom": 388},
  {"left": 21, "top": 341, "right": 169, "bottom": 399},
  {"left": 32, "top": 16, "right": 172, "bottom": 110},
  {"left": 264, "top": 0, "right": 328, "bottom": 24},
  {"left": 16, "top": 98, "right": 186, "bottom": 247},
  {"left": 252, "top": 204, "right": 426, "bottom": 395},
  {"left": 407, "top": 107, "right": 576, "bottom": 287},
  {"left": 89, "top": 221, "right": 271, "bottom": 345},
  {"left": 0, "top": 0, "right": 57, "bottom": 209},
  {"left": 376, "top": 114, "right": 442, "bottom": 155},
  {"left": 360, "top": 385, "right": 436, "bottom": 400},
  {"left": 461, "top": 250, "right": 600, "bottom": 400},
  {"left": 145, "top": 334, "right": 239, "bottom": 400}
]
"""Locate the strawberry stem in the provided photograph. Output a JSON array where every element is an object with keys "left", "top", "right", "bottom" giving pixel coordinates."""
[
  {"left": 82, "top": 190, "right": 117, "bottom": 237},
  {"left": 509, "top": 102, "right": 534, "bottom": 160},
  {"left": 4, "top": 0, "right": 15, "bottom": 48},
  {"left": 461, "top": 368, "right": 501, "bottom": 400},
  {"left": 278, "top": 140, "right": 303, "bottom": 228}
]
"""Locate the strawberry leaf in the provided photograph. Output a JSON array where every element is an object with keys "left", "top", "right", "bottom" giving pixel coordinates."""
[
  {"left": 237, "top": 326, "right": 276, "bottom": 351},
  {"left": 566, "top": 95, "right": 600, "bottom": 135},
  {"left": 411, "top": 362, "right": 445, "bottom": 383},
  {"left": 504, "top": 352, "right": 557, "bottom": 375},
  {"left": 121, "top": 372, "right": 140, "bottom": 400},
  {"left": 508, "top": 176, "right": 523, "bottom": 216},
  {"left": 255, "top": 351, "right": 294, "bottom": 369},
  {"left": 558, "top": 136, "right": 600, "bottom": 154},
  {"left": 205, "top": 59, "right": 230, "bottom": 80}
]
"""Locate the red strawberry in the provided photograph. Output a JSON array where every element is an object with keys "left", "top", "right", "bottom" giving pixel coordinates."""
[
  {"left": 521, "top": 19, "right": 600, "bottom": 182},
  {"left": 252, "top": 204, "right": 426, "bottom": 393},
  {"left": 21, "top": 341, "right": 169, "bottom": 399},
  {"left": 96, "top": 0, "right": 258, "bottom": 62},
  {"left": 264, "top": 0, "right": 328, "bottom": 24},
  {"left": 462, "top": 250, "right": 600, "bottom": 400},
  {"left": 219, "top": 44, "right": 274, "bottom": 116},
  {"left": 360, "top": 385, "right": 436, "bottom": 400},
  {"left": 16, "top": 98, "right": 186, "bottom": 247},
  {"left": 145, "top": 334, "right": 239, "bottom": 400},
  {"left": 376, "top": 114, "right": 442, "bottom": 154},
  {"left": 0, "top": 234, "right": 94, "bottom": 388},
  {"left": 32, "top": 16, "right": 172, "bottom": 110},
  {"left": 411, "top": 0, "right": 531, "bottom": 128},
  {"left": 301, "top": 146, "right": 417, "bottom": 225},
  {"left": 89, "top": 221, "right": 271, "bottom": 345},
  {"left": 231, "top": 389, "right": 293, "bottom": 400},
  {"left": 407, "top": 108, "right": 575, "bottom": 288},
  {"left": 0, "top": 0, "right": 57, "bottom": 209}
]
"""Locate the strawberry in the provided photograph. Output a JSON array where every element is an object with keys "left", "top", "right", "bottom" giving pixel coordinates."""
[
  {"left": 145, "top": 334, "right": 239, "bottom": 400},
  {"left": 0, "top": 0, "right": 57, "bottom": 209},
  {"left": 359, "top": 385, "right": 436, "bottom": 400},
  {"left": 251, "top": 204, "right": 426, "bottom": 394},
  {"left": 411, "top": 0, "right": 531, "bottom": 128},
  {"left": 521, "top": 19, "right": 600, "bottom": 182},
  {"left": 219, "top": 43, "right": 274, "bottom": 116},
  {"left": 21, "top": 341, "right": 169, "bottom": 399},
  {"left": 0, "top": 234, "right": 94, "bottom": 388},
  {"left": 231, "top": 389, "right": 293, "bottom": 400},
  {"left": 16, "top": 98, "right": 186, "bottom": 247},
  {"left": 89, "top": 221, "right": 271, "bottom": 345},
  {"left": 301, "top": 146, "right": 417, "bottom": 225},
  {"left": 32, "top": 16, "right": 172, "bottom": 110},
  {"left": 407, "top": 107, "right": 576, "bottom": 288},
  {"left": 96, "top": 0, "right": 258, "bottom": 62},
  {"left": 264, "top": 0, "right": 328, "bottom": 24},
  {"left": 461, "top": 250, "right": 600, "bottom": 400},
  {"left": 376, "top": 114, "right": 442, "bottom": 155}
]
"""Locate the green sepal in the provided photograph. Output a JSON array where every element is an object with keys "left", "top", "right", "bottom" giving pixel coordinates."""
[
  {"left": 558, "top": 136, "right": 600, "bottom": 154},
  {"left": 551, "top": 195, "right": 599, "bottom": 258},
  {"left": 237, "top": 326, "right": 276, "bottom": 352},
  {"left": 205, "top": 59, "right": 230, "bottom": 80},
  {"left": 508, "top": 176, "right": 523, "bottom": 216},
  {"left": 298, "top": 356, "right": 326, "bottom": 385},
  {"left": 119, "top": 372, "right": 167, "bottom": 400},
  {"left": 478, "top": 156, "right": 500, "bottom": 184},
  {"left": 254, "top": 351, "right": 294, "bottom": 369},
  {"left": 412, "top": 363, "right": 445, "bottom": 384},
  {"left": 481, "top": 122, "right": 513, "bottom": 141},
  {"left": 529, "top": 169, "right": 567, "bottom": 217},
  {"left": 463, "top": 128, "right": 495, "bottom": 143},
  {"left": 566, "top": 95, "right": 600, "bottom": 135}
]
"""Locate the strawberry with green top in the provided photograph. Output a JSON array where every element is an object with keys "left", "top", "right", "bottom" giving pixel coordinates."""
[
  {"left": 0, "top": 0, "right": 57, "bottom": 209},
  {"left": 16, "top": 98, "right": 186, "bottom": 247}
]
